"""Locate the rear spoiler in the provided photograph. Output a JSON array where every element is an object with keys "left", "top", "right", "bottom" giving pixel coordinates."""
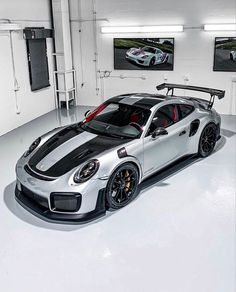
[{"left": 156, "top": 83, "right": 225, "bottom": 109}]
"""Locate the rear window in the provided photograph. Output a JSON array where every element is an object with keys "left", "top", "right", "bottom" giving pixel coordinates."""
[{"left": 178, "top": 104, "right": 194, "bottom": 119}]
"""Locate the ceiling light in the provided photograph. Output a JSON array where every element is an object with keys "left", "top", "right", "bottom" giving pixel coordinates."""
[
  {"left": 204, "top": 24, "right": 236, "bottom": 31},
  {"left": 101, "top": 25, "right": 184, "bottom": 33}
]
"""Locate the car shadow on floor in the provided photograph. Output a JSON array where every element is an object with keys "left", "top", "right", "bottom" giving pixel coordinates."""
[
  {"left": 221, "top": 128, "right": 236, "bottom": 138},
  {"left": 3, "top": 136, "right": 226, "bottom": 232}
]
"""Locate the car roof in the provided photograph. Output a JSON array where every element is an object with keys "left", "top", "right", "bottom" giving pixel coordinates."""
[{"left": 109, "top": 93, "right": 188, "bottom": 110}]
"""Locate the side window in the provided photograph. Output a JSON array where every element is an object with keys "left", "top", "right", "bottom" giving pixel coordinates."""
[
  {"left": 147, "top": 104, "right": 178, "bottom": 136},
  {"left": 178, "top": 104, "right": 194, "bottom": 120}
]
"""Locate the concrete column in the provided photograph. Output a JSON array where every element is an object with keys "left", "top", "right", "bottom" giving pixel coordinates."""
[{"left": 52, "top": 0, "right": 74, "bottom": 107}]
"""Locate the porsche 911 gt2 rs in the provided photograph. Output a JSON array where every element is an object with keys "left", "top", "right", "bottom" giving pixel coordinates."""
[
  {"left": 126, "top": 46, "right": 169, "bottom": 66},
  {"left": 15, "top": 83, "right": 225, "bottom": 224}
]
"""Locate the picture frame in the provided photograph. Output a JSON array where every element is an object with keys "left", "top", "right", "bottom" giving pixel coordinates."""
[{"left": 114, "top": 38, "right": 174, "bottom": 71}]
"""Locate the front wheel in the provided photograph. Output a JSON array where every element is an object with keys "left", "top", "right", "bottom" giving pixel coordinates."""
[
  {"left": 149, "top": 57, "right": 155, "bottom": 67},
  {"left": 105, "top": 163, "right": 139, "bottom": 210},
  {"left": 198, "top": 123, "right": 217, "bottom": 157}
]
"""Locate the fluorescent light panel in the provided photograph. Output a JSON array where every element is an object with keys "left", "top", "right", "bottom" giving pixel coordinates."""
[
  {"left": 101, "top": 25, "right": 183, "bottom": 33},
  {"left": 204, "top": 24, "right": 236, "bottom": 31}
]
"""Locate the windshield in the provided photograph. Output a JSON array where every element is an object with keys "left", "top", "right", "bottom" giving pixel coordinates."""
[
  {"left": 143, "top": 47, "right": 156, "bottom": 54},
  {"left": 81, "top": 102, "right": 151, "bottom": 139}
]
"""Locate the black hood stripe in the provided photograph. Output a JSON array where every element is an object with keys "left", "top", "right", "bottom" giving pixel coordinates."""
[
  {"left": 29, "top": 124, "right": 84, "bottom": 169},
  {"left": 43, "top": 136, "right": 130, "bottom": 177},
  {"left": 29, "top": 134, "right": 130, "bottom": 177}
]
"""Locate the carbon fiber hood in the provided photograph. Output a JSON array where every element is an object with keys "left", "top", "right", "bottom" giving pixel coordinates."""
[{"left": 28, "top": 124, "right": 130, "bottom": 177}]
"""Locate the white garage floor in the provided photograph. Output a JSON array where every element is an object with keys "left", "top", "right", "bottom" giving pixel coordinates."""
[{"left": 0, "top": 106, "right": 235, "bottom": 292}]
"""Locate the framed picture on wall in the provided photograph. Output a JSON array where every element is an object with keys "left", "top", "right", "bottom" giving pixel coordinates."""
[
  {"left": 114, "top": 38, "right": 174, "bottom": 70},
  {"left": 213, "top": 37, "right": 236, "bottom": 72}
]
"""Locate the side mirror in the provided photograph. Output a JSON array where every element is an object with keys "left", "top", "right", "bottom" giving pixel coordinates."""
[
  {"left": 84, "top": 110, "right": 90, "bottom": 118},
  {"left": 151, "top": 127, "right": 168, "bottom": 139}
]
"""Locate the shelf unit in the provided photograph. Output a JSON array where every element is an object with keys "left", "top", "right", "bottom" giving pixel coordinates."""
[{"left": 53, "top": 69, "right": 77, "bottom": 110}]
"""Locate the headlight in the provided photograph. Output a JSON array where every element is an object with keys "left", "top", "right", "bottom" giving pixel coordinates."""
[
  {"left": 23, "top": 137, "right": 41, "bottom": 157},
  {"left": 74, "top": 159, "right": 100, "bottom": 183},
  {"left": 142, "top": 55, "right": 148, "bottom": 59}
]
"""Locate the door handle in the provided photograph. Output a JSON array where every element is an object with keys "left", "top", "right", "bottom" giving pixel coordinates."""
[{"left": 179, "top": 130, "right": 186, "bottom": 136}]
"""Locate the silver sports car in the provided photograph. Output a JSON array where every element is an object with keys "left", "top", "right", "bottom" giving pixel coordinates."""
[
  {"left": 15, "top": 83, "right": 225, "bottom": 224},
  {"left": 126, "top": 46, "right": 169, "bottom": 66}
]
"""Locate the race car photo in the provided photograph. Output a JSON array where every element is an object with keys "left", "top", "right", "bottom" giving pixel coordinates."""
[
  {"left": 230, "top": 50, "right": 236, "bottom": 61},
  {"left": 214, "top": 37, "right": 236, "bottom": 71},
  {"left": 114, "top": 38, "right": 174, "bottom": 70},
  {"left": 15, "top": 83, "right": 224, "bottom": 224},
  {"left": 126, "top": 46, "right": 169, "bottom": 67}
]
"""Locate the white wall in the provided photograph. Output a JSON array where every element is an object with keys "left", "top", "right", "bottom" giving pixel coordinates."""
[
  {"left": 70, "top": 0, "right": 236, "bottom": 115},
  {"left": 0, "top": 0, "right": 55, "bottom": 136}
]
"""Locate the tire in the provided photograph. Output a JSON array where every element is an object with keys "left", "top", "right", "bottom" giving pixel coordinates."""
[
  {"left": 149, "top": 57, "right": 155, "bottom": 67},
  {"left": 105, "top": 163, "right": 139, "bottom": 210},
  {"left": 198, "top": 123, "right": 217, "bottom": 157},
  {"left": 164, "top": 55, "right": 169, "bottom": 63}
]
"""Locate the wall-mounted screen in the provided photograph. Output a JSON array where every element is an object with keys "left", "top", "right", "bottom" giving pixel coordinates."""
[
  {"left": 213, "top": 37, "right": 236, "bottom": 72},
  {"left": 114, "top": 38, "right": 174, "bottom": 70}
]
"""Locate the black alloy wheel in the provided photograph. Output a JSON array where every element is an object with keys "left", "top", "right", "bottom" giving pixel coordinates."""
[
  {"left": 149, "top": 57, "right": 155, "bottom": 67},
  {"left": 198, "top": 123, "right": 217, "bottom": 157},
  {"left": 105, "top": 163, "right": 139, "bottom": 210}
]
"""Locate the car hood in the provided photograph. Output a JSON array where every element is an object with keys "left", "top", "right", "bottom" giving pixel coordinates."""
[
  {"left": 28, "top": 124, "right": 131, "bottom": 177},
  {"left": 129, "top": 48, "right": 152, "bottom": 57}
]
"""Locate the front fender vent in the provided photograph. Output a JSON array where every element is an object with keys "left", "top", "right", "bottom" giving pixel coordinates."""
[{"left": 189, "top": 119, "right": 200, "bottom": 137}]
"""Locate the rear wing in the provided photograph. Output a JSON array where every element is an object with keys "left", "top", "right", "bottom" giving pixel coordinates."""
[{"left": 156, "top": 83, "right": 225, "bottom": 109}]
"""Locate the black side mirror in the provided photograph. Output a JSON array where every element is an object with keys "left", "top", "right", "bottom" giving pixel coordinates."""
[
  {"left": 84, "top": 110, "right": 90, "bottom": 117},
  {"left": 151, "top": 127, "right": 168, "bottom": 139}
]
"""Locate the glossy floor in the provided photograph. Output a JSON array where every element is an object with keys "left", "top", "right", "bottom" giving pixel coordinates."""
[{"left": 0, "top": 107, "right": 235, "bottom": 292}]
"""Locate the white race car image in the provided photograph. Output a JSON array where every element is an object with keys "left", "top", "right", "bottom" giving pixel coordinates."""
[
  {"left": 126, "top": 46, "right": 169, "bottom": 67},
  {"left": 230, "top": 50, "right": 236, "bottom": 61}
]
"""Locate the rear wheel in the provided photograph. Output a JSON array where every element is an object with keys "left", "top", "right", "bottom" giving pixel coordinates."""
[
  {"left": 164, "top": 55, "right": 169, "bottom": 63},
  {"left": 198, "top": 123, "right": 217, "bottom": 157},
  {"left": 230, "top": 53, "right": 233, "bottom": 60},
  {"left": 105, "top": 163, "right": 139, "bottom": 210}
]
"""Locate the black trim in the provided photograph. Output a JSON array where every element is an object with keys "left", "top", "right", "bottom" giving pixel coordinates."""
[
  {"left": 44, "top": 136, "right": 129, "bottom": 177},
  {"left": 15, "top": 185, "right": 106, "bottom": 224},
  {"left": 50, "top": 193, "right": 82, "bottom": 212},
  {"left": 156, "top": 83, "right": 225, "bottom": 99},
  {"left": 177, "top": 104, "right": 195, "bottom": 120},
  {"left": 24, "top": 165, "right": 55, "bottom": 181},
  {"left": 29, "top": 124, "right": 84, "bottom": 171},
  {"left": 117, "top": 147, "right": 127, "bottom": 158},
  {"left": 21, "top": 184, "right": 49, "bottom": 210},
  {"left": 29, "top": 132, "right": 130, "bottom": 177},
  {"left": 189, "top": 119, "right": 200, "bottom": 137}
]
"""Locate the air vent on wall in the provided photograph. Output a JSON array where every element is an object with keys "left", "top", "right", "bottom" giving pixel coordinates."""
[{"left": 23, "top": 27, "right": 54, "bottom": 40}]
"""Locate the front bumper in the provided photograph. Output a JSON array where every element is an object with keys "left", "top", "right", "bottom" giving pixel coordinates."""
[
  {"left": 126, "top": 54, "right": 148, "bottom": 66},
  {"left": 15, "top": 184, "right": 106, "bottom": 224},
  {"left": 15, "top": 160, "right": 108, "bottom": 224}
]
